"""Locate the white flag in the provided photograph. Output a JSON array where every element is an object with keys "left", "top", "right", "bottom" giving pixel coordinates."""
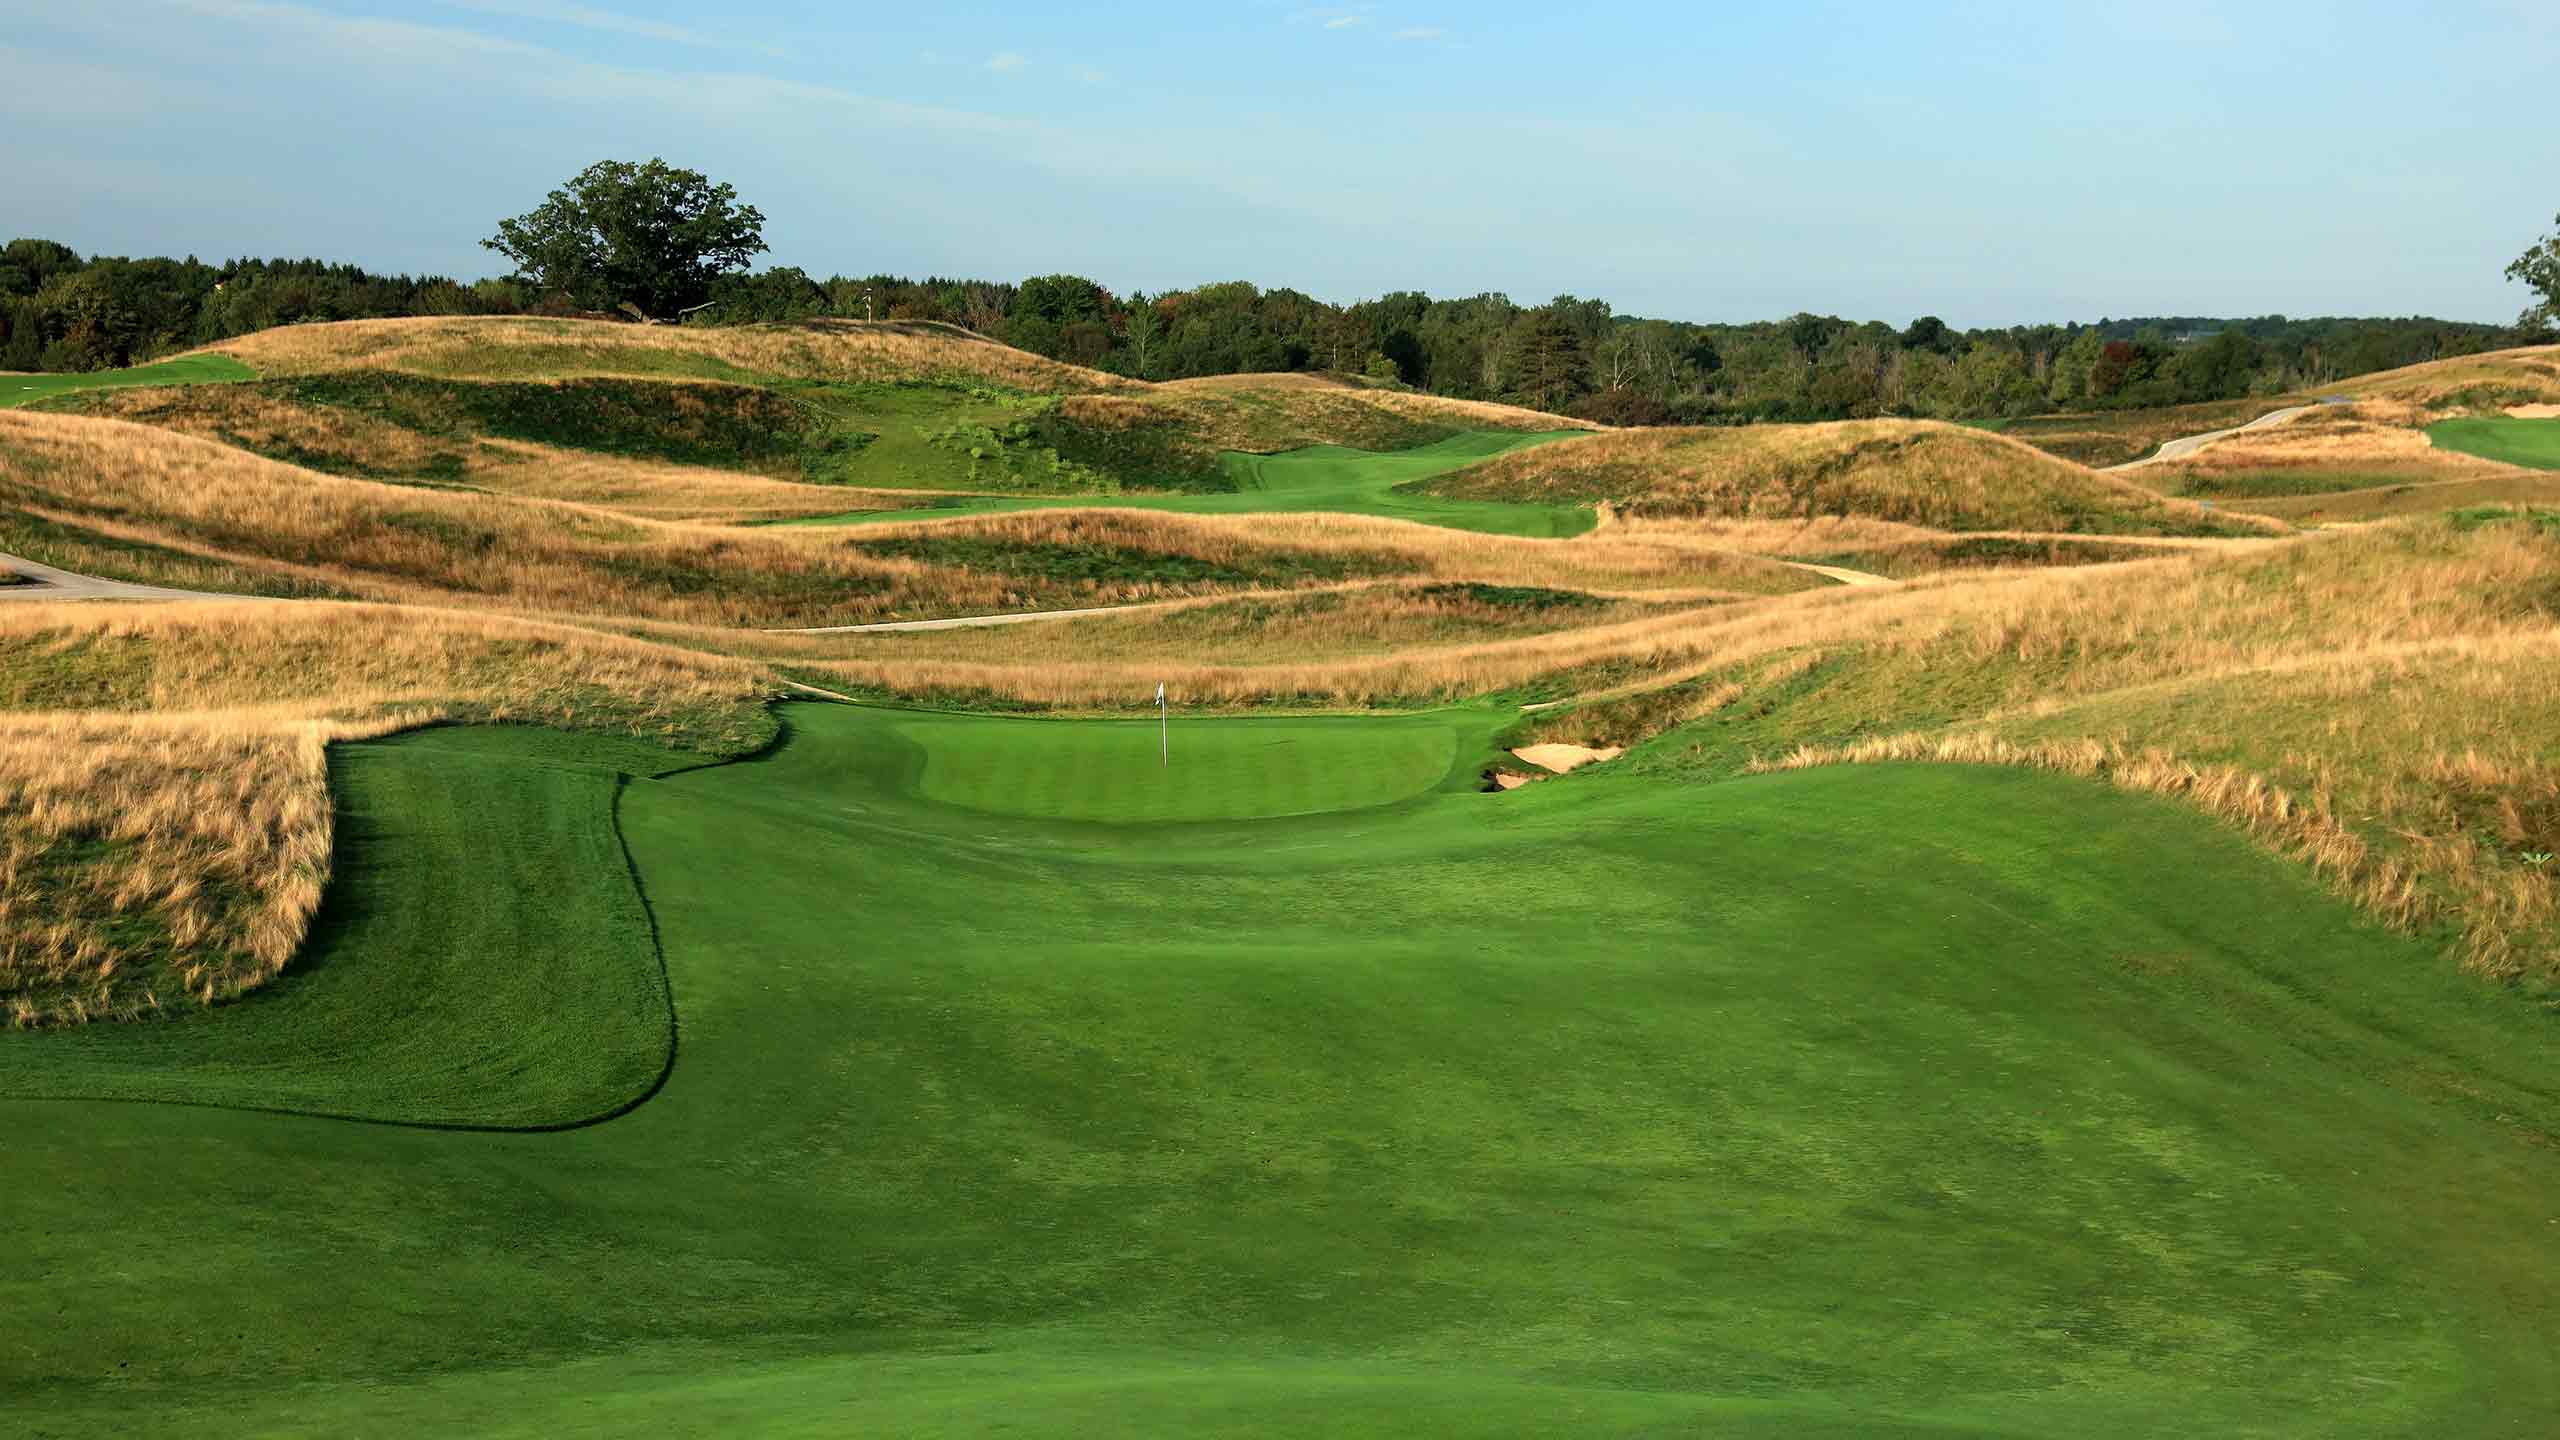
[{"left": 1156, "top": 682, "right": 1166, "bottom": 703}]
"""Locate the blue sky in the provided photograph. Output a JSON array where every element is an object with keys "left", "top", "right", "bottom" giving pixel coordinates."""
[{"left": 5, "top": 0, "right": 2554, "bottom": 327}]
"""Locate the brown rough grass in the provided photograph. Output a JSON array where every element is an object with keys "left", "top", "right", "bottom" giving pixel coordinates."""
[
  {"left": 1420, "top": 420, "right": 2281, "bottom": 535},
  {"left": 7, "top": 412, "right": 1563, "bottom": 626},
  {"left": 2335, "top": 345, "right": 2560, "bottom": 408},
  {"left": 54, "top": 382, "right": 912, "bottom": 523},
  {"left": 203, "top": 316, "right": 1139, "bottom": 394},
  {"left": 1516, "top": 519, "right": 2560, "bottom": 980},
  {"left": 0, "top": 600, "right": 779, "bottom": 1024},
  {"left": 849, "top": 504, "right": 1821, "bottom": 600}
]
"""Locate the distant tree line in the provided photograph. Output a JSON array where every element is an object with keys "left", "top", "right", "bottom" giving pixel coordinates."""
[{"left": 4, "top": 235, "right": 2541, "bottom": 423}]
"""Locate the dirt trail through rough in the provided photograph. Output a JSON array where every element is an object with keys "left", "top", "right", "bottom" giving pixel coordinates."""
[
  {"left": 2105, "top": 405, "right": 2318, "bottom": 471},
  {"left": 0, "top": 551, "right": 264, "bottom": 603}
]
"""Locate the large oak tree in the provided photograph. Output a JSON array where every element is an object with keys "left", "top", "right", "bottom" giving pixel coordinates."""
[
  {"left": 484, "top": 159, "right": 767, "bottom": 319},
  {"left": 2512, "top": 214, "right": 2560, "bottom": 334}
]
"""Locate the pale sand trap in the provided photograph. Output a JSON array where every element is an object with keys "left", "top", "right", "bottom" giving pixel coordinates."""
[
  {"left": 1512, "top": 743, "right": 1625, "bottom": 775},
  {"left": 1490, "top": 770, "right": 1540, "bottom": 791},
  {"left": 2506, "top": 404, "right": 2560, "bottom": 420}
]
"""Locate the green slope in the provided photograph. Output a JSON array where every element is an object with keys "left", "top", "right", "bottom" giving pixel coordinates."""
[
  {"left": 2428, "top": 415, "right": 2560, "bottom": 469},
  {"left": 0, "top": 354, "right": 254, "bottom": 409},
  {"left": 8, "top": 704, "right": 2560, "bottom": 1436},
  {"left": 783, "top": 430, "right": 1599, "bottom": 537}
]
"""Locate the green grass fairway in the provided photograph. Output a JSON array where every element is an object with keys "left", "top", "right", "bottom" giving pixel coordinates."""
[
  {"left": 9, "top": 704, "right": 2560, "bottom": 1435},
  {"left": 2428, "top": 415, "right": 2560, "bottom": 470},
  {"left": 785, "top": 431, "right": 1598, "bottom": 537},
  {"left": 0, "top": 354, "right": 254, "bottom": 408}
]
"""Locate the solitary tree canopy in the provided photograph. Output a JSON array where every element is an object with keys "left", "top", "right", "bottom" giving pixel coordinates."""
[
  {"left": 2511, "top": 213, "right": 2560, "bottom": 333},
  {"left": 483, "top": 159, "right": 767, "bottom": 319}
]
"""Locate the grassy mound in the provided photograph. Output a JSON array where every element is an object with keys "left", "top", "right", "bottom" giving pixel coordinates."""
[
  {"left": 9, "top": 705, "right": 2560, "bottom": 1434},
  {"left": 2334, "top": 344, "right": 2560, "bottom": 410},
  {"left": 787, "top": 432, "right": 1598, "bottom": 537},
  {"left": 1418, "top": 420, "right": 2275, "bottom": 535},
  {"left": 204, "top": 315, "right": 1136, "bottom": 394}
]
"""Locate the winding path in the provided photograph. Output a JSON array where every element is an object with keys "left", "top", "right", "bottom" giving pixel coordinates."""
[
  {"left": 0, "top": 551, "right": 257, "bottom": 603},
  {"left": 2104, "top": 405, "right": 2319, "bottom": 472}
]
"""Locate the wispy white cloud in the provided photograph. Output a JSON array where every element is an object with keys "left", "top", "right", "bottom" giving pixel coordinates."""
[
  {"left": 434, "top": 0, "right": 716, "bottom": 49},
  {"left": 1289, "top": 6, "right": 1375, "bottom": 31},
  {"left": 986, "top": 51, "right": 1029, "bottom": 73},
  {"left": 1074, "top": 66, "right": 1111, "bottom": 86},
  {"left": 1392, "top": 26, "right": 1445, "bottom": 42}
]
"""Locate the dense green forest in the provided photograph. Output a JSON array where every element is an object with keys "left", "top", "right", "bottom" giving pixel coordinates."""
[{"left": 3, "top": 236, "right": 2540, "bottom": 423}]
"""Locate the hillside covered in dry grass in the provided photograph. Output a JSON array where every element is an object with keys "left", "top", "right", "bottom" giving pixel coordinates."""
[{"left": 1417, "top": 419, "right": 2280, "bottom": 535}]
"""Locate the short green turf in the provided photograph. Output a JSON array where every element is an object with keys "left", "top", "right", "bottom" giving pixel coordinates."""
[
  {"left": 2427, "top": 415, "right": 2560, "bottom": 470},
  {"left": 9, "top": 704, "right": 2560, "bottom": 1436},
  {"left": 0, "top": 354, "right": 254, "bottom": 409},
  {"left": 891, "top": 706, "right": 1488, "bottom": 821},
  {"left": 783, "top": 431, "right": 1597, "bottom": 537}
]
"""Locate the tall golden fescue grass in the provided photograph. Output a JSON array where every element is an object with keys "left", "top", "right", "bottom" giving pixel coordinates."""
[
  {"left": 1508, "top": 519, "right": 2560, "bottom": 980},
  {"left": 203, "top": 316, "right": 1140, "bottom": 394},
  {"left": 0, "top": 709, "right": 407, "bottom": 1026},
  {"left": 852, "top": 504, "right": 1825, "bottom": 598},
  {"left": 729, "top": 582, "right": 1679, "bottom": 667},
  {"left": 1149, "top": 371, "right": 1597, "bottom": 430},
  {"left": 1054, "top": 386, "right": 1586, "bottom": 470},
  {"left": 0, "top": 598, "right": 777, "bottom": 728},
  {"left": 1422, "top": 420, "right": 2282, "bottom": 535},
  {"left": 55, "top": 382, "right": 914, "bottom": 523},
  {"left": 2335, "top": 344, "right": 2560, "bottom": 408},
  {"left": 13, "top": 413, "right": 1594, "bottom": 626},
  {"left": 0, "top": 600, "right": 782, "bottom": 1024}
]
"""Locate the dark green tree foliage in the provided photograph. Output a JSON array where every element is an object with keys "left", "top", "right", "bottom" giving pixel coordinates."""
[
  {"left": 1900, "top": 315, "right": 1954, "bottom": 354},
  {"left": 2512, "top": 213, "right": 2560, "bottom": 333},
  {"left": 1504, "top": 309, "right": 1589, "bottom": 412},
  {"left": 1005, "top": 274, "right": 1113, "bottom": 363},
  {"left": 0, "top": 218, "right": 2541, "bottom": 416},
  {"left": 483, "top": 159, "right": 768, "bottom": 318}
]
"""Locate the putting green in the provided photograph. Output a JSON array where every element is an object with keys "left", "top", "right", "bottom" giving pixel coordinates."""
[
  {"left": 783, "top": 430, "right": 1598, "bottom": 537},
  {"left": 0, "top": 353, "right": 254, "bottom": 409},
  {"left": 9, "top": 704, "right": 2560, "bottom": 1436},
  {"left": 893, "top": 707, "right": 1485, "bottom": 822},
  {"left": 2428, "top": 415, "right": 2560, "bottom": 470}
]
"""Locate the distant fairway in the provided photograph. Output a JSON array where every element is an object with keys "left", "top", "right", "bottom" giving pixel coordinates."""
[
  {"left": 786, "top": 430, "right": 1598, "bottom": 537},
  {"left": 10, "top": 704, "right": 2560, "bottom": 1435},
  {"left": 2428, "top": 415, "right": 2560, "bottom": 469},
  {"left": 0, "top": 353, "right": 254, "bottom": 408}
]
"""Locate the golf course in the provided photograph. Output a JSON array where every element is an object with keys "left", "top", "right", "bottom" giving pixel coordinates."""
[
  {"left": 7, "top": 52, "right": 2560, "bottom": 1431},
  {"left": 9, "top": 704, "right": 2560, "bottom": 1436},
  {"left": 782, "top": 432, "right": 1599, "bottom": 537}
]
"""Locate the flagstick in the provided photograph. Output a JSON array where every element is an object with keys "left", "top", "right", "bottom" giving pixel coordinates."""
[{"left": 1159, "top": 685, "right": 1168, "bottom": 768}]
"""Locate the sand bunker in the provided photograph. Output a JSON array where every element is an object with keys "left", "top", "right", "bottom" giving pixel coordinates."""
[
  {"left": 1511, "top": 743, "right": 1625, "bottom": 775},
  {"left": 1489, "top": 770, "right": 1540, "bottom": 791},
  {"left": 2505, "top": 404, "right": 2560, "bottom": 420}
]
